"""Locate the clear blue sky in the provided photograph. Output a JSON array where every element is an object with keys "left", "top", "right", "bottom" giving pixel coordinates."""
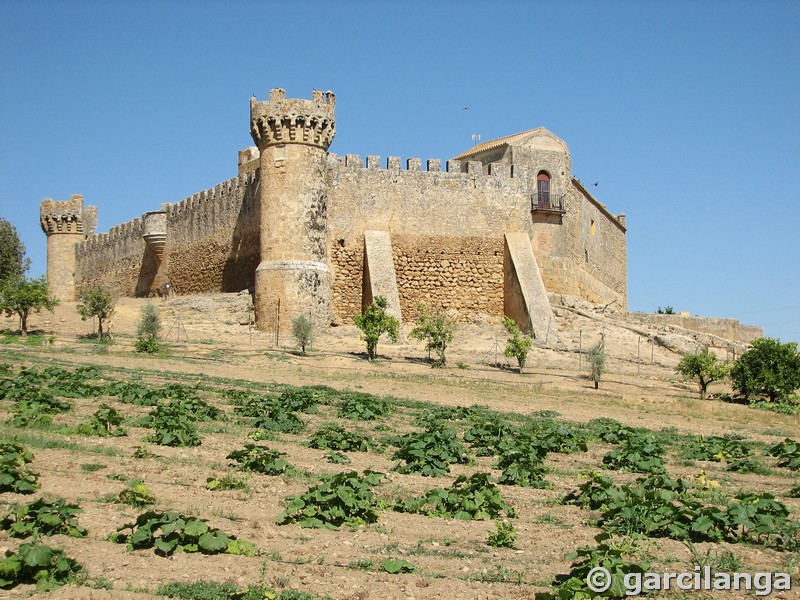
[{"left": 1, "top": 0, "right": 798, "bottom": 342}]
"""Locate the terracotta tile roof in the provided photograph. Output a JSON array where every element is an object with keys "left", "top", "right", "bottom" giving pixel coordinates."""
[{"left": 452, "top": 127, "right": 546, "bottom": 160}]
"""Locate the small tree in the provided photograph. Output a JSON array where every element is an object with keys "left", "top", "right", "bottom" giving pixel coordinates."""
[
  {"left": 0, "top": 218, "right": 30, "bottom": 282},
  {"left": 409, "top": 305, "right": 456, "bottom": 366},
  {"left": 0, "top": 275, "right": 58, "bottom": 336},
  {"left": 291, "top": 313, "right": 314, "bottom": 355},
  {"left": 135, "top": 303, "right": 161, "bottom": 353},
  {"left": 503, "top": 316, "right": 532, "bottom": 374},
  {"left": 675, "top": 349, "right": 730, "bottom": 400},
  {"left": 77, "top": 284, "right": 115, "bottom": 339},
  {"left": 730, "top": 338, "right": 800, "bottom": 403},
  {"left": 354, "top": 296, "right": 399, "bottom": 361},
  {"left": 587, "top": 341, "right": 606, "bottom": 389}
]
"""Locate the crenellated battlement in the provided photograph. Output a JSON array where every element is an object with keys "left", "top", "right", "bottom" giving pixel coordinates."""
[
  {"left": 329, "top": 154, "right": 529, "bottom": 179},
  {"left": 40, "top": 194, "right": 98, "bottom": 236},
  {"left": 167, "top": 171, "right": 257, "bottom": 216},
  {"left": 250, "top": 88, "right": 335, "bottom": 150}
]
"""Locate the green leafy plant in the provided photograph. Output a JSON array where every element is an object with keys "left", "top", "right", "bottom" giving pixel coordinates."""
[
  {"left": 676, "top": 349, "right": 731, "bottom": 400},
  {"left": 291, "top": 313, "right": 314, "bottom": 355},
  {"left": 0, "top": 541, "right": 83, "bottom": 591},
  {"left": 116, "top": 479, "right": 157, "bottom": 507},
  {"left": 277, "top": 470, "right": 384, "bottom": 529},
  {"left": 487, "top": 520, "right": 518, "bottom": 548},
  {"left": 0, "top": 217, "right": 30, "bottom": 282},
  {"left": 308, "top": 424, "right": 372, "bottom": 452},
  {"left": 496, "top": 442, "right": 549, "bottom": 487},
  {"left": 0, "top": 443, "right": 39, "bottom": 493},
  {"left": 680, "top": 434, "right": 751, "bottom": 463},
  {"left": 135, "top": 336, "right": 161, "bottom": 354},
  {"left": 155, "top": 581, "right": 283, "bottom": 600},
  {"left": 76, "top": 403, "right": 127, "bottom": 437},
  {"left": 226, "top": 444, "right": 294, "bottom": 475},
  {"left": 769, "top": 438, "right": 800, "bottom": 470},
  {"left": 394, "top": 472, "right": 514, "bottom": 520},
  {"left": 463, "top": 419, "right": 516, "bottom": 457},
  {"left": 110, "top": 510, "right": 255, "bottom": 557},
  {"left": 336, "top": 391, "right": 391, "bottom": 421},
  {"left": 409, "top": 304, "right": 456, "bottom": 366},
  {"left": 546, "top": 533, "right": 650, "bottom": 599},
  {"left": 206, "top": 473, "right": 248, "bottom": 491},
  {"left": 380, "top": 558, "right": 415, "bottom": 574},
  {"left": 354, "top": 296, "right": 399, "bottom": 361},
  {"left": 502, "top": 316, "right": 532, "bottom": 374},
  {"left": 731, "top": 337, "right": 800, "bottom": 402},
  {"left": 1, "top": 497, "right": 87, "bottom": 538},
  {"left": 145, "top": 403, "right": 202, "bottom": 447},
  {"left": 392, "top": 424, "right": 470, "bottom": 476},
  {"left": 323, "top": 451, "right": 351, "bottom": 464},
  {"left": 76, "top": 283, "right": 115, "bottom": 339},
  {"left": 104, "top": 380, "right": 161, "bottom": 405},
  {"left": 602, "top": 431, "right": 666, "bottom": 474}
]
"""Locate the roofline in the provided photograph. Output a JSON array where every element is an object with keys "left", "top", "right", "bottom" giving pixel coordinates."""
[
  {"left": 571, "top": 178, "right": 627, "bottom": 233},
  {"left": 452, "top": 127, "right": 547, "bottom": 161}
]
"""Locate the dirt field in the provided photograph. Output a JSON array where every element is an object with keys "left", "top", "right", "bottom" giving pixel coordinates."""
[{"left": 0, "top": 297, "right": 798, "bottom": 599}]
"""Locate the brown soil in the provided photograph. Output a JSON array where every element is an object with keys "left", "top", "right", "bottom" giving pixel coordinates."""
[{"left": 0, "top": 297, "right": 798, "bottom": 599}]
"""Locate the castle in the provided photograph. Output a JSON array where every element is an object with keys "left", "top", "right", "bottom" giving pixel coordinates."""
[{"left": 39, "top": 88, "right": 627, "bottom": 338}]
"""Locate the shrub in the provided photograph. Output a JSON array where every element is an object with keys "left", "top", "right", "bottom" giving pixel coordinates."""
[
  {"left": 277, "top": 470, "right": 384, "bottom": 529},
  {"left": 409, "top": 305, "right": 456, "bottom": 366},
  {"left": 291, "top": 314, "right": 314, "bottom": 355},
  {"left": 502, "top": 317, "right": 532, "bottom": 374},
  {"left": 76, "top": 284, "right": 115, "bottom": 339},
  {"left": 354, "top": 296, "right": 399, "bottom": 361},
  {"left": 145, "top": 403, "right": 202, "bottom": 447},
  {"left": 587, "top": 341, "right": 606, "bottom": 389},
  {"left": 731, "top": 338, "right": 800, "bottom": 402},
  {"left": 676, "top": 349, "right": 731, "bottom": 400},
  {"left": 136, "top": 302, "right": 162, "bottom": 339},
  {"left": 135, "top": 335, "right": 161, "bottom": 354}
]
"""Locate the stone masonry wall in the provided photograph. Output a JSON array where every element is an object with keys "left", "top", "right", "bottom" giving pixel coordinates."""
[
  {"left": 627, "top": 312, "right": 763, "bottom": 344},
  {"left": 392, "top": 235, "right": 504, "bottom": 322},
  {"left": 330, "top": 234, "right": 364, "bottom": 324},
  {"left": 75, "top": 172, "right": 259, "bottom": 297}
]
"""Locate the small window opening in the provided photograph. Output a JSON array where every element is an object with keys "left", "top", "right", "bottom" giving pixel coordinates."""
[{"left": 590, "top": 220, "right": 596, "bottom": 236}]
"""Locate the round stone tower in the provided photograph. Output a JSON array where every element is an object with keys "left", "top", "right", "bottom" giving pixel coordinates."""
[
  {"left": 39, "top": 194, "right": 97, "bottom": 301},
  {"left": 249, "top": 88, "right": 336, "bottom": 331}
]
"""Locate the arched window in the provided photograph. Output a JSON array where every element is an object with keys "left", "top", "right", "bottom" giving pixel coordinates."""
[{"left": 537, "top": 171, "right": 551, "bottom": 209}]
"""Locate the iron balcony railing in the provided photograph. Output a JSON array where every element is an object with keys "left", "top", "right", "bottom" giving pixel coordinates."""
[{"left": 531, "top": 193, "right": 565, "bottom": 213}]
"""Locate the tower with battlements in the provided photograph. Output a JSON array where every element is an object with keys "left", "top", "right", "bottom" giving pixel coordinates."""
[
  {"left": 39, "top": 195, "right": 97, "bottom": 301},
  {"left": 249, "top": 88, "right": 336, "bottom": 330}
]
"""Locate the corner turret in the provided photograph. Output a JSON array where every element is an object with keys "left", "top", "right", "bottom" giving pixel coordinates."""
[{"left": 39, "top": 194, "right": 97, "bottom": 301}]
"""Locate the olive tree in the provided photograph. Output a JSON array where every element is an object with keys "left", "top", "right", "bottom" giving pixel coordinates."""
[
  {"left": 0, "top": 275, "right": 58, "bottom": 336},
  {"left": 291, "top": 313, "right": 314, "bottom": 355},
  {"left": 730, "top": 338, "right": 800, "bottom": 403},
  {"left": 354, "top": 296, "right": 399, "bottom": 361},
  {"left": 675, "top": 349, "right": 730, "bottom": 400},
  {"left": 77, "top": 284, "right": 115, "bottom": 339},
  {"left": 587, "top": 341, "right": 606, "bottom": 389}
]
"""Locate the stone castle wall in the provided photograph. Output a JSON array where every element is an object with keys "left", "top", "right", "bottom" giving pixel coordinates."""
[
  {"left": 74, "top": 172, "right": 259, "bottom": 297},
  {"left": 627, "top": 312, "right": 763, "bottom": 344}
]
